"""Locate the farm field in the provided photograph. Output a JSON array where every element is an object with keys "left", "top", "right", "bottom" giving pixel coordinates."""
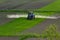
[
  {"left": 0, "top": 0, "right": 57, "bottom": 36},
  {"left": 0, "top": 18, "right": 44, "bottom": 36},
  {"left": 0, "top": 13, "right": 57, "bottom": 36},
  {"left": 0, "top": 0, "right": 60, "bottom": 40},
  {"left": 39, "top": 0, "right": 60, "bottom": 11}
]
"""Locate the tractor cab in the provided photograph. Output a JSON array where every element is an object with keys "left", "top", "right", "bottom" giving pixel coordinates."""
[{"left": 27, "top": 11, "right": 35, "bottom": 20}]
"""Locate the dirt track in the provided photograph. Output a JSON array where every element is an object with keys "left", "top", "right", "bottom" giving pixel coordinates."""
[
  {"left": 0, "top": 36, "right": 19, "bottom": 40},
  {"left": 0, "top": 0, "right": 54, "bottom": 9}
]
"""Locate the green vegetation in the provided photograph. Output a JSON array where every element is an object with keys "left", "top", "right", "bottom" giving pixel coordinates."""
[
  {"left": 34, "top": 0, "right": 60, "bottom": 15},
  {"left": 0, "top": 0, "right": 6, "bottom": 3},
  {"left": 0, "top": 18, "right": 44, "bottom": 36},
  {"left": 34, "top": 12, "right": 55, "bottom": 16},
  {"left": 19, "top": 24, "right": 60, "bottom": 40},
  {"left": 0, "top": 0, "right": 59, "bottom": 36},
  {"left": 39, "top": 0, "right": 60, "bottom": 11}
]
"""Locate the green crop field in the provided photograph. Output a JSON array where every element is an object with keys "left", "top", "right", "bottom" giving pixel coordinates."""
[
  {"left": 0, "top": 18, "right": 44, "bottom": 36},
  {"left": 35, "top": 0, "right": 60, "bottom": 15},
  {"left": 39, "top": 0, "right": 60, "bottom": 11},
  {"left": 0, "top": 0, "right": 60, "bottom": 36}
]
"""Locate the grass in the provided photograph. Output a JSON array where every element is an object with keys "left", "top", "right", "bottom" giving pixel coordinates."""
[
  {"left": 34, "top": 0, "right": 60, "bottom": 15},
  {"left": 34, "top": 12, "right": 55, "bottom": 16},
  {"left": 0, "top": 18, "right": 44, "bottom": 36},
  {"left": 39, "top": 0, "right": 60, "bottom": 11}
]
